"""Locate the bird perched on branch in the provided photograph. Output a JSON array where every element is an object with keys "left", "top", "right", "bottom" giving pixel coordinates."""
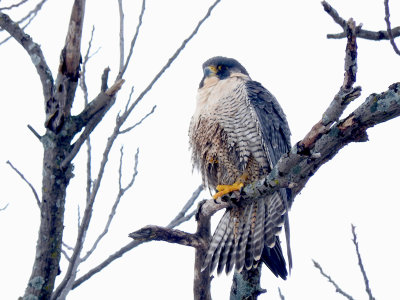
[{"left": 189, "top": 56, "right": 292, "bottom": 278}]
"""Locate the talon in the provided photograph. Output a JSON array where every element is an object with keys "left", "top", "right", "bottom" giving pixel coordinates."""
[{"left": 213, "top": 182, "right": 244, "bottom": 199}]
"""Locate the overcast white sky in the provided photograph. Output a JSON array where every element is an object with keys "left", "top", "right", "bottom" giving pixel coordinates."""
[{"left": 1, "top": 0, "right": 400, "bottom": 299}]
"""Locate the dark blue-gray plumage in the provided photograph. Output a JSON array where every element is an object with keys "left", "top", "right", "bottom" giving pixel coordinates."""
[{"left": 189, "top": 56, "right": 292, "bottom": 278}]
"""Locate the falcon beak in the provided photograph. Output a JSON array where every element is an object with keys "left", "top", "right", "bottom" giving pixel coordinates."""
[{"left": 204, "top": 65, "right": 217, "bottom": 77}]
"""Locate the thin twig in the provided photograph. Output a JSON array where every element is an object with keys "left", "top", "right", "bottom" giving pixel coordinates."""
[
  {"left": 27, "top": 124, "right": 42, "bottom": 141},
  {"left": 117, "top": 0, "right": 146, "bottom": 80},
  {"left": 312, "top": 259, "right": 355, "bottom": 300},
  {"left": 0, "top": 10, "right": 53, "bottom": 101},
  {"left": 0, "top": 0, "right": 49, "bottom": 46},
  {"left": 61, "top": 249, "right": 71, "bottom": 262},
  {"left": 118, "top": 0, "right": 125, "bottom": 73},
  {"left": 118, "top": 105, "right": 156, "bottom": 134},
  {"left": 0, "top": 203, "right": 9, "bottom": 211},
  {"left": 6, "top": 160, "right": 40, "bottom": 208},
  {"left": 81, "top": 148, "right": 140, "bottom": 262},
  {"left": 0, "top": 0, "right": 29, "bottom": 10},
  {"left": 122, "top": 0, "right": 222, "bottom": 120},
  {"left": 167, "top": 185, "right": 203, "bottom": 228},
  {"left": 351, "top": 224, "right": 375, "bottom": 300},
  {"left": 384, "top": 0, "right": 400, "bottom": 55},
  {"left": 124, "top": 85, "right": 135, "bottom": 113},
  {"left": 80, "top": 26, "right": 96, "bottom": 203},
  {"left": 278, "top": 287, "right": 285, "bottom": 300}
]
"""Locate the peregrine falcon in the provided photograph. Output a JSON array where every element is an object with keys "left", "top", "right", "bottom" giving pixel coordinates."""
[{"left": 189, "top": 56, "right": 292, "bottom": 278}]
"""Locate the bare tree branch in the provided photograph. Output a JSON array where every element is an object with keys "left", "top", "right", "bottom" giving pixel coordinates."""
[
  {"left": 301, "top": 18, "right": 360, "bottom": 150},
  {"left": 278, "top": 287, "right": 285, "bottom": 300},
  {"left": 117, "top": 0, "right": 124, "bottom": 73},
  {"left": 322, "top": 1, "right": 400, "bottom": 41},
  {"left": 167, "top": 185, "right": 203, "bottom": 228},
  {"left": 72, "top": 185, "right": 204, "bottom": 290},
  {"left": 117, "top": 0, "right": 146, "bottom": 80},
  {"left": 384, "top": 0, "right": 400, "bottom": 55},
  {"left": 60, "top": 79, "right": 125, "bottom": 169},
  {"left": 0, "top": 0, "right": 50, "bottom": 46},
  {"left": 79, "top": 25, "right": 96, "bottom": 202},
  {"left": 0, "top": 0, "right": 30, "bottom": 10},
  {"left": 129, "top": 225, "right": 205, "bottom": 248},
  {"left": 0, "top": 10, "right": 54, "bottom": 101},
  {"left": 0, "top": 203, "right": 9, "bottom": 211},
  {"left": 6, "top": 160, "right": 40, "bottom": 208},
  {"left": 312, "top": 259, "right": 355, "bottom": 300},
  {"left": 27, "top": 124, "right": 42, "bottom": 141},
  {"left": 351, "top": 224, "right": 375, "bottom": 300},
  {"left": 81, "top": 147, "right": 140, "bottom": 262},
  {"left": 119, "top": 105, "right": 156, "bottom": 134},
  {"left": 121, "top": 0, "right": 222, "bottom": 122}
]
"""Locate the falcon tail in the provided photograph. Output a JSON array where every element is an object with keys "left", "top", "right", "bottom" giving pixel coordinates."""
[{"left": 202, "top": 193, "right": 287, "bottom": 279}]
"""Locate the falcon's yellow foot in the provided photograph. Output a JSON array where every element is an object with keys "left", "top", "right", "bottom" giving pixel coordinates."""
[{"left": 213, "top": 182, "right": 244, "bottom": 199}]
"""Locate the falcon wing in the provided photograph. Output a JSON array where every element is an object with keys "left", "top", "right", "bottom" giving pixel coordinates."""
[{"left": 246, "top": 80, "right": 293, "bottom": 269}]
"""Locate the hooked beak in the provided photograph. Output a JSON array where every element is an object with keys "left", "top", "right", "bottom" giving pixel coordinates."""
[{"left": 203, "top": 65, "right": 217, "bottom": 77}]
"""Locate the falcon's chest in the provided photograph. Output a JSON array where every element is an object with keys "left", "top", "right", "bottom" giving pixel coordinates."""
[{"left": 189, "top": 75, "right": 268, "bottom": 187}]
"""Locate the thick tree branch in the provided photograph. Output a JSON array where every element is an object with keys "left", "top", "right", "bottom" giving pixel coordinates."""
[
  {"left": 45, "top": 0, "right": 86, "bottom": 132},
  {"left": 60, "top": 79, "right": 125, "bottom": 169},
  {"left": 129, "top": 226, "right": 205, "bottom": 248},
  {"left": 322, "top": 1, "right": 400, "bottom": 41}
]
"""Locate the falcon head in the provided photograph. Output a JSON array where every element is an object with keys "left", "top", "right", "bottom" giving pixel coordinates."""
[{"left": 199, "top": 56, "right": 249, "bottom": 88}]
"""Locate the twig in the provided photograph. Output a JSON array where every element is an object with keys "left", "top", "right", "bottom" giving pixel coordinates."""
[
  {"left": 167, "top": 185, "right": 203, "bottom": 228},
  {"left": 81, "top": 148, "right": 140, "bottom": 262},
  {"left": 384, "top": 0, "right": 400, "bottom": 55},
  {"left": 6, "top": 160, "right": 40, "bottom": 208},
  {"left": 322, "top": 1, "right": 400, "bottom": 41},
  {"left": 0, "top": 0, "right": 49, "bottom": 46},
  {"left": 117, "top": 0, "right": 125, "bottom": 73},
  {"left": 121, "top": 0, "right": 222, "bottom": 121},
  {"left": 0, "top": 203, "right": 9, "bottom": 211},
  {"left": 278, "top": 287, "right": 285, "bottom": 300},
  {"left": 117, "top": 0, "right": 146, "bottom": 79},
  {"left": 124, "top": 85, "right": 135, "bottom": 113},
  {"left": 312, "top": 259, "right": 355, "bottom": 300},
  {"left": 61, "top": 249, "right": 71, "bottom": 262},
  {"left": 351, "top": 224, "right": 375, "bottom": 300},
  {"left": 118, "top": 105, "right": 156, "bottom": 134},
  {"left": 27, "top": 124, "right": 42, "bottom": 141},
  {"left": 80, "top": 25, "right": 96, "bottom": 202},
  {"left": 0, "top": 10, "right": 53, "bottom": 102},
  {"left": 0, "top": 0, "right": 30, "bottom": 10}
]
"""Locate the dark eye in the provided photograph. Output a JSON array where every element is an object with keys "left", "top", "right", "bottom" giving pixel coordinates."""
[{"left": 218, "top": 65, "right": 225, "bottom": 71}]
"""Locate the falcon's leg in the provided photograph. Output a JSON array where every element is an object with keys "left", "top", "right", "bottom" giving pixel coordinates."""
[{"left": 213, "top": 174, "right": 248, "bottom": 199}]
